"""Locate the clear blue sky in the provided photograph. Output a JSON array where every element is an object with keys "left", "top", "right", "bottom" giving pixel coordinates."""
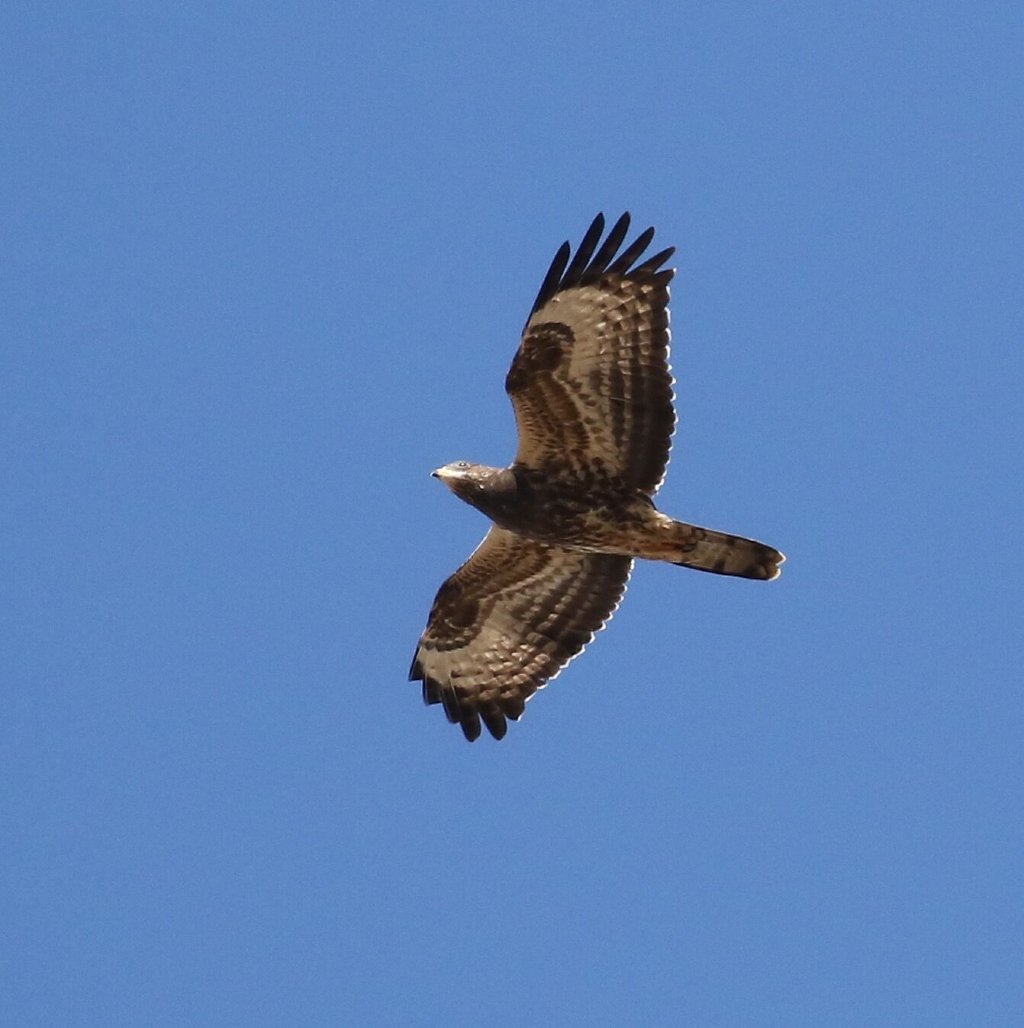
[{"left": 3, "top": 3, "right": 1022, "bottom": 1025}]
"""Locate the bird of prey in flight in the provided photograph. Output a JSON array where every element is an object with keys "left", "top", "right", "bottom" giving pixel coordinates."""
[{"left": 409, "top": 213, "right": 784, "bottom": 741}]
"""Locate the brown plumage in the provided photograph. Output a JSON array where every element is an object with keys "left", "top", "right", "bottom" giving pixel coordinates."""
[{"left": 410, "top": 213, "right": 784, "bottom": 741}]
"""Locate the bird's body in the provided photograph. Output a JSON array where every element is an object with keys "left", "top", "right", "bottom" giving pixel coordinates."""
[
  {"left": 410, "top": 213, "right": 784, "bottom": 741},
  {"left": 434, "top": 461, "right": 778, "bottom": 574},
  {"left": 434, "top": 461, "right": 649, "bottom": 551}
]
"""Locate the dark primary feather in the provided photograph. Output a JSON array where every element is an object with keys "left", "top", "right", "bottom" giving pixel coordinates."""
[{"left": 526, "top": 212, "right": 675, "bottom": 324}]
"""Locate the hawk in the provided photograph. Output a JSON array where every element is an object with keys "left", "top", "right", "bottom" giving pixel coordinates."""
[{"left": 409, "top": 213, "right": 784, "bottom": 741}]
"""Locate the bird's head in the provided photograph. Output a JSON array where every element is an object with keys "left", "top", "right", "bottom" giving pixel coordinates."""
[{"left": 432, "top": 462, "right": 518, "bottom": 512}]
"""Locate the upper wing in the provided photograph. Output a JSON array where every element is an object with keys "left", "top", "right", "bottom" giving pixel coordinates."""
[
  {"left": 505, "top": 212, "right": 676, "bottom": 496},
  {"left": 409, "top": 526, "right": 633, "bottom": 741}
]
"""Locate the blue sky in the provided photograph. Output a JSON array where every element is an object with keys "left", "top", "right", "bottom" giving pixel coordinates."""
[{"left": 3, "top": 3, "right": 1022, "bottom": 1025}]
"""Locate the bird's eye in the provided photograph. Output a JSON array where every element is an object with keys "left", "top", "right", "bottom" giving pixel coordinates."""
[{"left": 457, "top": 461, "right": 470, "bottom": 469}]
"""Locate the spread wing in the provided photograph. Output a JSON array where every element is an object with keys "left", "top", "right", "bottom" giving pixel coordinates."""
[
  {"left": 505, "top": 212, "right": 676, "bottom": 496},
  {"left": 408, "top": 527, "right": 632, "bottom": 741}
]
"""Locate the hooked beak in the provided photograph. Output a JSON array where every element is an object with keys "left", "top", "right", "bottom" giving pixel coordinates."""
[{"left": 432, "top": 466, "right": 453, "bottom": 480}]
